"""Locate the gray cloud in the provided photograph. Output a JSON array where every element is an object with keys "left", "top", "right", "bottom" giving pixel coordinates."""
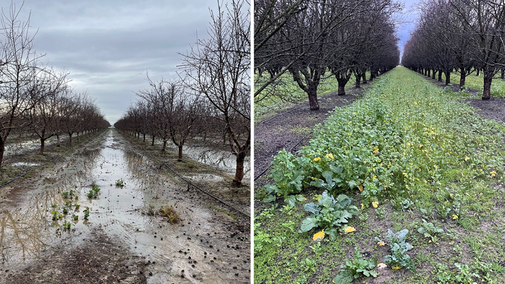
[{"left": 5, "top": 0, "right": 220, "bottom": 124}]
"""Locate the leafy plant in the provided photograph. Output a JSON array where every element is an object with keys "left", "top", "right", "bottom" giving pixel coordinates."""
[
  {"left": 417, "top": 219, "right": 444, "bottom": 242},
  {"left": 115, "top": 179, "right": 125, "bottom": 187},
  {"left": 300, "top": 191, "right": 359, "bottom": 240},
  {"left": 62, "top": 191, "right": 69, "bottom": 199},
  {"left": 263, "top": 150, "right": 308, "bottom": 203},
  {"left": 83, "top": 207, "right": 90, "bottom": 220},
  {"left": 62, "top": 220, "right": 72, "bottom": 231},
  {"left": 72, "top": 214, "right": 78, "bottom": 221},
  {"left": 455, "top": 263, "right": 480, "bottom": 284},
  {"left": 87, "top": 184, "right": 101, "bottom": 198},
  {"left": 334, "top": 246, "right": 378, "bottom": 284},
  {"left": 51, "top": 210, "right": 61, "bottom": 221},
  {"left": 376, "top": 229, "right": 416, "bottom": 273}
]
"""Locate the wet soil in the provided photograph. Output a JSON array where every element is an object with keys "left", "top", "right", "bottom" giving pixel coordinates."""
[
  {"left": 254, "top": 89, "right": 363, "bottom": 190},
  {"left": 0, "top": 129, "right": 250, "bottom": 284}
]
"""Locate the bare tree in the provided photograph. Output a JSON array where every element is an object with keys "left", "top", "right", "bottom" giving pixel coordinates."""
[
  {"left": 0, "top": 2, "right": 45, "bottom": 167},
  {"left": 180, "top": 0, "right": 250, "bottom": 187},
  {"left": 27, "top": 71, "right": 68, "bottom": 154}
]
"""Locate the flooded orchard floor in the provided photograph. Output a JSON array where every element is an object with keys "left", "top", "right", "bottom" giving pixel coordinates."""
[{"left": 0, "top": 129, "right": 250, "bottom": 283}]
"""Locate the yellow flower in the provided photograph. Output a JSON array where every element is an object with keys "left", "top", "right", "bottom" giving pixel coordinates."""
[
  {"left": 315, "top": 195, "right": 322, "bottom": 201},
  {"left": 344, "top": 226, "right": 356, "bottom": 234},
  {"left": 361, "top": 203, "right": 364, "bottom": 209},
  {"left": 372, "top": 201, "right": 379, "bottom": 208},
  {"left": 313, "top": 157, "right": 320, "bottom": 162},
  {"left": 490, "top": 171, "right": 497, "bottom": 177},
  {"left": 325, "top": 153, "right": 335, "bottom": 160},
  {"left": 392, "top": 266, "right": 402, "bottom": 270},
  {"left": 358, "top": 185, "right": 363, "bottom": 192},
  {"left": 313, "top": 230, "right": 325, "bottom": 241},
  {"left": 452, "top": 214, "right": 458, "bottom": 219},
  {"left": 377, "top": 241, "right": 385, "bottom": 246},
  {"left": 373, "top": 147, "right": 379, "bottom": 154},
  {"left": 464, "top": 156, "right": 470, "bottom": 161}
]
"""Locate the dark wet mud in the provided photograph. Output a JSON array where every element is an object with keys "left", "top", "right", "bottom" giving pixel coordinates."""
[{"left": 0, "top": 129, "right": 250, "bottom": 283}]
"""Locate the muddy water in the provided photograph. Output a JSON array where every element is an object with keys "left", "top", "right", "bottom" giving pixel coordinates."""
[{"left": 0, "top": 130, "right": 250, "bottom": 283}]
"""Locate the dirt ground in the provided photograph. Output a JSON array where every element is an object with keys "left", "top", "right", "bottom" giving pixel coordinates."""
[{"left": 0, "top": 129, "right": 250, "bottom": 284}]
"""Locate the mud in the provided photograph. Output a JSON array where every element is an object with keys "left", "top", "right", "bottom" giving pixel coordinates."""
[{"left": 0, "top": 129, "right": 250, "bottom": 283}]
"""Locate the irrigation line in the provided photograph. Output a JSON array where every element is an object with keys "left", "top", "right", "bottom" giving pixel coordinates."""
[
  {"left": 118, "top": 132, "right": 250, "bottom": 219},
  {"left": 158, "top": 162, "right": 250, "bottom": 218}
]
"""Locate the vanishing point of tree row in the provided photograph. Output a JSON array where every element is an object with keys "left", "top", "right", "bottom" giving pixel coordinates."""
[
  {"left": 115, "top": 0, "right": 250, "bottom": 187},
  {"left": 0, "top": 3, "right": 110, "bottom": 168}
]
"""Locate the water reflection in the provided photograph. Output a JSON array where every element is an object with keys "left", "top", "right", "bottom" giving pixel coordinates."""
[{"left": 0, "top": 136, "right": 104, "bottom": 267}]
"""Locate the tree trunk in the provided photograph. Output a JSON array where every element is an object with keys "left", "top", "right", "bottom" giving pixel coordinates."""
[
  {"left": 0, "top": 142, "right": 5, "bottom": 168},
  {"left": 337, "top": 77, "right": 348, "bottom": 96},
  {"left": 178, "top": 144, "right": 183, "bottom": 161},
  {"left": 361, "top": 72, "right": 367, "bottom": 84},
  {"left": 501, "top": 69, "right": 504, "bottom": 79},
  {"left": 427, "top": 69, "right": 430, "bottom": 77},
  {"left": 161, "top": 139, "right": 167, "bottom": 151},
  {"left": 307, "top": 81, "right": 319, "bottom": 110},
  {"left": 459, "top": 70, "right": 466, "bottom": 87},
  {"left": 69, "top": 133, "right": 73, "bottom": 145},
  {"left": 232, "top": 151, "right": 246, "bottom": 187},
  {"left": 482, "top": 69, "right": 493, "bottom": 100},
  {"left": 143, "top": 133, "right": 146, "bottom": 142},
  {"left": 151, "top": 135, "right": 155, "bottom": 146},
  {"left": 438, "top": 70, "right": 442, "bottom": 82},
  {"left": 40, "top": 138, "right": 45, "bottom": 154},
  {"left": 432, "top": 69, "right": 436, "bottom": 79},
  {"left": 355, "top": 73, "right": 361, "bottom": 88},
  {"left": 445, "top": 71, "right": 450, "bottom": 85},
  {"left": 56, "top": 134, "right": 60, "bottom": 147},
  {"left": 476, "top": 69, "right": 480, "bottom": 76}
]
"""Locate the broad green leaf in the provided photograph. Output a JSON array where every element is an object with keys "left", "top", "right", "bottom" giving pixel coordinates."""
[
  {"left": 285, "top": 195, "right": 297, "bottom": 208},
  {"left": 300, "top": 216, "right": 317, "bottom": 232},
  {"left": 333, "top": 270, "right": 354, "bottom": 284},
  {"left": 262, "top": 195, "right": 276, "bottom": 203},
  {"left": 304, "top": 202, "right": 319, "bottom": 214}
]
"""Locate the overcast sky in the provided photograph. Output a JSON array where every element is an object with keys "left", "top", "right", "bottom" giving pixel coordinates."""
[
  {"left": 396, "top": 0, "right": 422, "bottom": 59},
  {"left": 3, "top": 0, "right": 221, "bottom": 124}
]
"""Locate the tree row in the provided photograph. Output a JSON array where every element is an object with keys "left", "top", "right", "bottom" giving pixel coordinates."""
[
  {"left": 0, "top": 3, "right": 109, "bottom": 167},
  {"left": 402, "top": 0, "right": 505, "bottom": 100},
  {"left": 254, "top": 0, "right": 401, "bottom": 110},
  {"left": 115, "top": 0, "right": 250, "bottom": 187}
]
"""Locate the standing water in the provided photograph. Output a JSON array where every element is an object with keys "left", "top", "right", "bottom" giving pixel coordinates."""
[{"left": 0, "top": 129, "right": 250, "bottom": 283}]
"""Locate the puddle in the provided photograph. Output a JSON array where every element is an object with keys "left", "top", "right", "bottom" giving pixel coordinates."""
[
  {"left": 0, "top": 129, "right": 250, "bottom": 283},
  {"left": 11, "top": 162, "right": 40, "bottom": 167},
  {"left": 183, "top": 174, "right": 225, "bottom": 182},
  {"left": 150, "top": 137, "right": 251, "bottom": 179}
]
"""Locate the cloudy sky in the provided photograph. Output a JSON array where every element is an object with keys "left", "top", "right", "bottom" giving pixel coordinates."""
[
  {"left": 3, "top": 0, "right": 221, "bottom": 124},
  {"left": 396, "top": 0, "right": 423, "bottom": 59}
]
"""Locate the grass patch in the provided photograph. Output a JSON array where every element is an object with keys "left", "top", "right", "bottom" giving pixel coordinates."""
[
  {"left": 211, "top": 205, "right": 237, "bottom": 220},
  {"left": 255, "top": 66, "right": 505, "bottom": 283},
  {"left": 437, "top": 72, "right": 505, "bottom": 98},
  {"left": 254, "top": 72, "right": 369, "bottom": 123}
]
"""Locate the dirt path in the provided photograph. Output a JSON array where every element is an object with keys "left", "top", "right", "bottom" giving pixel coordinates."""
[
  {"left": 254, "top": 89, "right": 364, "bottom": 190},
  {"left": 0, "top": 129, "right": 250, "bottom": 284}
]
